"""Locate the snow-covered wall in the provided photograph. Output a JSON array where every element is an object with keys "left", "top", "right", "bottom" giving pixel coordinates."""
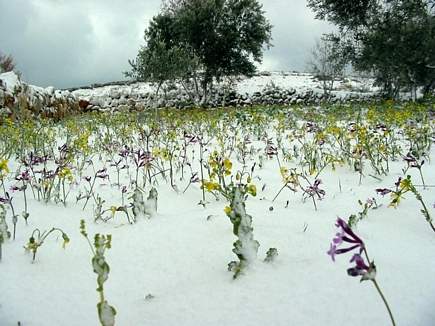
[
  {"left": 0, "top": 72, "right": 80, "bottom": 119},
  {"left": 0, "top": 71, "right": 379, "bottom": 118}
]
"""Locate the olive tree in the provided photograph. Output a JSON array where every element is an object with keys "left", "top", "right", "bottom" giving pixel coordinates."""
[{"left": 128, "top": 0, "right": 272, "bottom": 105}]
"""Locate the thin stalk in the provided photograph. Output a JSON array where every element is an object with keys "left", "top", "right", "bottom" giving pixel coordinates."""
[{"left": 371, "top": 279, "right": 396, "bottom": 326}]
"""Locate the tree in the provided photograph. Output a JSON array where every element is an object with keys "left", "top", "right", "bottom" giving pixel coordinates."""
[
  {"left": 307, "top": 36, "right": 347, "bottom": 96},
  {"left": 128, "top": 0, "right": 272, "bottom": 104},
  {"left": 308, "top": 0, "right": 435, "bottom": 98},
  {"left": 0, "top": 52, "right": 16, "bottom": 73}
]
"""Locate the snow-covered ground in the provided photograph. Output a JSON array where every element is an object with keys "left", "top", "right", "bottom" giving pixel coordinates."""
[
  {"left": 236, "top": 71, "right": 376, "bottom": 95},
  {"left": 0, "top": 109, "right": 434, "bottom": 326},
  {"left": 70, "top": 71, "right": 376, "bottom": 100}
]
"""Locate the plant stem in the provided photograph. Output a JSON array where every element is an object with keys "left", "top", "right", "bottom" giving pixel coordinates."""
[{"left": 371, "top": 279, "right": 396, "bottom": 326}]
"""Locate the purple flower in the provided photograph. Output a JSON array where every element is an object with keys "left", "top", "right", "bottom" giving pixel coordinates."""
[
  {"left": 16, "top": 170, "right": 31, "bottom": 182},
  {"left": 327, "top": 218, "right": 364, "bottom": 262},
  {"left": 0, "top": 192, "right": 12, "bottom": 205},
  {"left": 348, "top": 253, "right": 377, "bottom": 281},
  {"left": 190, "top": 173, "right": 199, "bottom": 183},
  {"left": 347, "top": 254, "right": 370, "bottom": 277},
  {"left": 375, "top": 188, "right": 391, "bottom": 196},
  {"left": 96, "top": 168, "right": 108, "bottom": 179},
  {"left": 305, "top": 179, "right": 326, "bottom": 200},
  {"left": 119, "top": 146, "right": 130, "bottom": 158},
  {"left": 10, "top": 185, "right": 23, "bottom": 192}
]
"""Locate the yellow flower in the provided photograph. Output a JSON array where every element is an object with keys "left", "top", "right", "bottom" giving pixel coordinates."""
[
  {"left": 152, "top": 147, "right": 161, "bottom": 157},
  {"left": 58, "top": 167, "right": 73, "bottom": 182},
  {"left": 399, "top": 177, "right": 412, "bottom": 192},
  {"left": 0, "top": 159, "right": 9, "bottom": 176},
  {"left": 202, "top": 181, "right": 220, "bottom": 192},
  {"left": 62, "top": 233, "right": 70, "bottom": 249},
  {"left": 223, "top": 158, "right": 232, "bottom": 171},
  {"left": 247, "top": 184, "right": 257, "bottom": 197},
  {"left": 224, "top": 206, "right": 232, "bottom": 215}
]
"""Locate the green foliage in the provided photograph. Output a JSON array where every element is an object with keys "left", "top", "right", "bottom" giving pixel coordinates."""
[
  {"left": 128, "top": 0, "right": 272, "bottom": 103},
  {"left": 309, "top": 0, "right": 435, "bottom": 97},
  {"left": 24, "top": 227, "right": 69, "bottom": 262}
]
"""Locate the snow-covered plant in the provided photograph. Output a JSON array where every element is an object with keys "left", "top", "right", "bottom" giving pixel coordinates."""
[
  {"left": 301, "top": 177, "right": 325, "bottom": 211},
  {"left": 0, "top": 192, "right": 18, "bottom": 240},
  {"left": 80, "top": 220, "right": 117, "bottom": 326},
  {"left": 225, "top": 185, "right": 260, "bottom": 279},
  {"left": 131, "top": 187, "right": 145, "bottom": 221},
  {"left": 0, "top": 204, "right": 10, "bottom": 261},
  {"left": 402, "top": 152, "right": 426, "bottom": 189},
  {"left": 384, "top": 176, "right": 435, "bottom": 234},
  {"left": 93, "top": 195, "right": 105, "bottom": 223},
  {"left": 327, "top": 218, "right": 396, "bottom": 326},
  {"left": 264, "top": 248, "right": 278, "bottom": 263},
  {"left": 78, "top": 168, "right": 109, "bottom": 210},
  {"left": 13, "top": 170, "right": 31, "bottom": 224},
  {"left": 145, "top": 187, "right": 158, "bottom": 218},
  {"left": 24, "top": 227, "right": 70, "bottom": 262},
  {"left": 131, "top": 187, "right": 158, "bottom": 220},
  {"left": 347, "top": 198, "right": 379, "bottom": 228}
]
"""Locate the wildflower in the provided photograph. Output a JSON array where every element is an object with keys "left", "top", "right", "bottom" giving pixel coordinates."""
[
  {"left": 96, "top": 168, "right": 108, "bottom": 179},
  {"left": 327, "top": 218, "right": 364, "bottom": 262},
  {"left": 347, "top": 253, "right": 376, "bottom": 281},
  {"left": 223, "top": 158, "right": 232, "bottom": 175},
  {"left": 0, "top": 159, "right": 9, "bottom": 177},
  {"left": 304, "top": 179, "right": 325, "bottom": 200},
  {"left": 375, "top": 188, "right": 391, "bottom": 196},
  {"left": 247, "top": 184, "right": 257, "bottom": 197},
  {"left": 202, "top": 180, "right": 220, "bottom": 192},
  {"left": 15, "top": 170, "right": 31, "bottom": 182}
]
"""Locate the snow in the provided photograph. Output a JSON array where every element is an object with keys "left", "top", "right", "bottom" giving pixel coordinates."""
[
  {"left": 70, "top": 72, "right": 378, "bottom": 101},
  {"left": 0, "top": 114, "right": 434, "bottom": 326},
  {"left": 0, "top": 71, "right": 21, "bottom": 93}
]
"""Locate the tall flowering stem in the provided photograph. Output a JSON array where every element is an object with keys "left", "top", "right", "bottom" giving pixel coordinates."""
[
  {"left": 327, "top": 218, "right": 396, "bottom": 326},
  {"left": 385, "top": 176, "right": 435, "bottom": 234}
]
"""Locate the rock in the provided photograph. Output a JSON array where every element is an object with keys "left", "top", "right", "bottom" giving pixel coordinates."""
[
  {"left": 78, "top": 100, "right": 90, "bottom": 110},
  {"left": 118, "top": 97, "right": 128, "bottom": 106},
  {"left": 110, "top": 89, "right": 121, "bottom": 99},
  {"left": 45, "top": 86, "right": 55, "bottom": 96}
]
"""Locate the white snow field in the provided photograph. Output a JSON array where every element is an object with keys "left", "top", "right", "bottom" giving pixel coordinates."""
[{"left": 0, "top": 91, "right": 434, "bottom": 326}]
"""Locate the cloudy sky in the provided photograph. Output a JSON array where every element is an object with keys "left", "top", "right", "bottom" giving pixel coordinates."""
[{"left": 0, "top": 0, "right": 331, "bottom": 88}]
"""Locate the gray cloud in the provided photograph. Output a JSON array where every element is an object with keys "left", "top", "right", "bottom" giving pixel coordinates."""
[{"left": 0, "top": 0, "right": 332, "bottom": 88}]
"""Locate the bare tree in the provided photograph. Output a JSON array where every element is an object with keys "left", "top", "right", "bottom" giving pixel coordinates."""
[{"left": 307, "top": 37, "right": 347, "bottom": 96}]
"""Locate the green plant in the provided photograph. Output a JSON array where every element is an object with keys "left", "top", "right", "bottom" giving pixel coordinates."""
[
  {"left": 225, "top": 185, "right": 260, "bottom": 279},
  {"left": 24, "top": 227, "right": 69, "bottom": 262},
  {"left": 80, "top": 220, "right": 117, "bottom": 326}
]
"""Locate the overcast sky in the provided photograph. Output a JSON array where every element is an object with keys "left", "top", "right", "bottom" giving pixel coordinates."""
[{"left": 0, "top": 0, "right": 332, "bottom": 88}]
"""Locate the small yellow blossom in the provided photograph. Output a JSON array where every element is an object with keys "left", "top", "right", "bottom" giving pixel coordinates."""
[{"left": 247, "top": 184, "right": 257, "bottom": 197}]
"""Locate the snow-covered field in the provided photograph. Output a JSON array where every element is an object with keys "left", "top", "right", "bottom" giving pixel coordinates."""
[{"left": 0, "top": 104, "right": 434, "bottom": 326}]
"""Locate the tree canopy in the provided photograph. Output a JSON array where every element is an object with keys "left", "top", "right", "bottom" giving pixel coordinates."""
[
  {"left": 128, "top": 0, "right": 272, "bottom": 104},
  {"left": 308, "top": 0, "right": 435, "bottom": 97}
]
